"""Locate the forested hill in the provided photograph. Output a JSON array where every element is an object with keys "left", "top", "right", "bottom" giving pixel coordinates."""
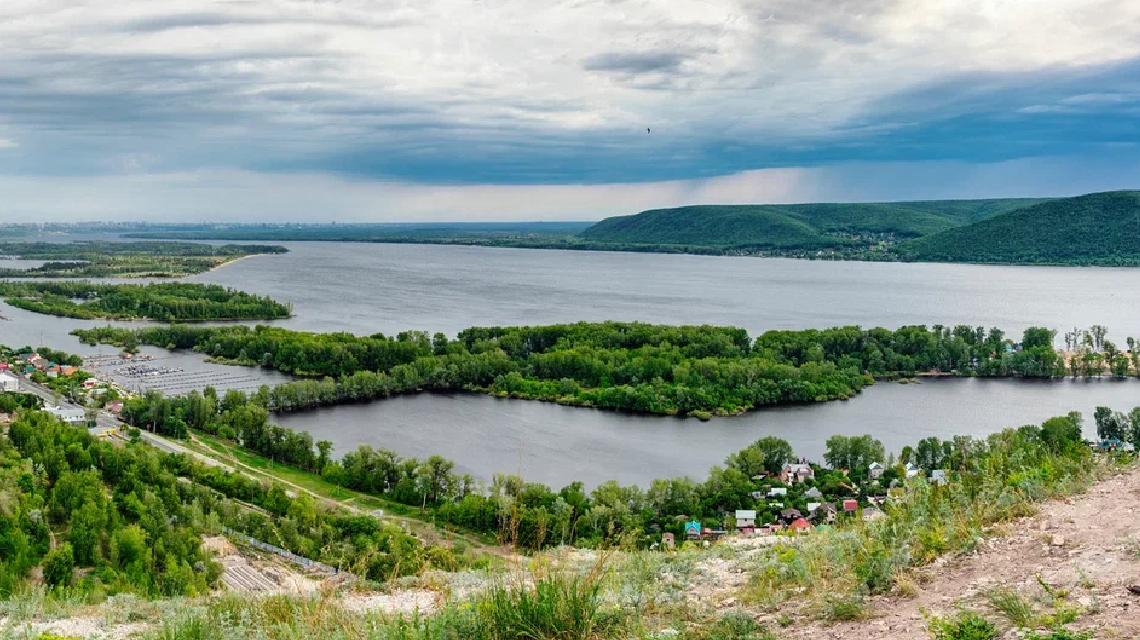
[
  {"left": 902, "top": 191, "right": 1140, "bottom": 265},
  {"left": 578, "top": 199, "right": 1049, "bottom": 248}
]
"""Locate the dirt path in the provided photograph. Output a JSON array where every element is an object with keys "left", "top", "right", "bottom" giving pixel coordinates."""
[
  {"left": 781, "top": 465, "right": 1140, "bottom": 639},
  {"left": 185, "top": 433, "right": 513, "bottom": 558}
]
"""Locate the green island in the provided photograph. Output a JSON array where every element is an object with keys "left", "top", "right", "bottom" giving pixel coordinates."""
[
  {"left": 0, "top": 240, "right": 287, "bottom": 278},
  {"left": 0, "top": 281, "right": 292, "bottom": 321},
  {"left": 115, "top": 190, "right": 1140, "bottom": 267},
  {"left": 70, "top": 321, "right": 1130, "bottom": 418}
]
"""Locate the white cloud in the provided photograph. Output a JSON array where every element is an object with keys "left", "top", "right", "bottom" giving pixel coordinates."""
[{"left": 0, "top": 139, "right": 17, "bottom": 148}]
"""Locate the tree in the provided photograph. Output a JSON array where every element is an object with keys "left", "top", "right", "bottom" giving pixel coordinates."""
[
  {"left": 1094, "top": 406, "right": 1125, "bottom": 441},
  {"left": 824, "top": 434, "right": 885, "bottom": 471},
  {"left": 43, "top": 542, "right": 74, "bottom": 587},
  {"left": 315, "top": 440, "right": 333, "bottom": 474},
  {"left": 724, "top": 436, "right": 794, "bottom": 476},
  {"left": 1040, "top": 413, "right": 1083, "bottom": 452},
  {"left": 1021, "top": 327, "right": 1055, "bottom": 350}
]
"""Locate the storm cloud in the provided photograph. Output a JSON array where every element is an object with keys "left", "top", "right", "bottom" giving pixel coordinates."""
[{"left": 0, "top": 0, "right": 1138, "bottom": 220}]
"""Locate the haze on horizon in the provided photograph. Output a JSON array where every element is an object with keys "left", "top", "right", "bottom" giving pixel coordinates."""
[{"left": 2, "top": 0, "right": 1139, "bottom": 223}]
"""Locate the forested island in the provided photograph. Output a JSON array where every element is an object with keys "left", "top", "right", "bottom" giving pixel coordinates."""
[
  {"left": 110, "top": 190, "right": 1140, "bottom": 266},
  {"left": 0, "top": 282, "right": 292, "bottom": 321},
  {"left": 0, "top": 241, "right": 287, "bottom": 278},
  {"left": 70, "top": 321, "right": 1126, "bottom": 419}
]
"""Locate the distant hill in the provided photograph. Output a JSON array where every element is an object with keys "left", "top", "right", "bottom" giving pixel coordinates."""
[
  {"left": 903, "top": 191, "right": 1140, "bottom": 265},
  {"left": 578, "top": 199, "right": 1049, "bottom": 248}
]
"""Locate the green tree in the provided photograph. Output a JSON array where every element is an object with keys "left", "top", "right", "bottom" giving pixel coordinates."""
[
  {"left": 724, "top": 436, "right": 794, "bottom": 476},
  {"left": 43, "top": 542, "right": 74, "bottom": 587}
]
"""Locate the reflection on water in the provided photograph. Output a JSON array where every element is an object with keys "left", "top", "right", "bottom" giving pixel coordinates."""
[{"left": 275, "top": 377, "right": 1140, "bottom": 488}]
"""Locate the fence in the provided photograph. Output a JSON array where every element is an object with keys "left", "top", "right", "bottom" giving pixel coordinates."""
[{"left": 222, "top": 526, "right": 358, "bottom": 580}]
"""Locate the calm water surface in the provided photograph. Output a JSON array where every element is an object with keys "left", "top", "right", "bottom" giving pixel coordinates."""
[
  {"left": 6, "top": 240, "right": 1140, "bottom": 485},
  {"left": 274, "top": 377, "right": 1140, "bottom": 488}
]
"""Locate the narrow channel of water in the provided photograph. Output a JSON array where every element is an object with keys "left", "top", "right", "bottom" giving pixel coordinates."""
[{"left": 274, "top": 377, "right": 1140, "bottom": 488}]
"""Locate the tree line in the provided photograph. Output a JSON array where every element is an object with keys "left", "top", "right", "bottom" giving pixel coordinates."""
[
  {"left": 116, "top": 379, "right": 1104, "bottom": 550},
  {"left": 73, "top": 321, "right": 1112, "bottom": 418},
  {"left": 0, "top": 281, "right": 292, "bottom": 321}
]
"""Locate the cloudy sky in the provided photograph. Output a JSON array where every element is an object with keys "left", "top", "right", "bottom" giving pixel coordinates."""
[{"left": 2, "top": 0, "right": 1139, "bottom": 222}]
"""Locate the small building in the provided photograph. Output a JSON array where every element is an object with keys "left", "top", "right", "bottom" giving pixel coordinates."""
[
  {"left": 862, "top": 507, "right": 885, "bottom": 522},
  {"left": 0, "top": 372, "right": 18, "bottom": 392},
  {"left": 47, "top": 406, "right": 87, "bottom": 425},
  {"left": 83, "top": 379, "right": 97, "bottom": 390},
  {"left": 780, "top": 462, "right": 815, "bottom": 484},
  {"left": 661, "top": 532, "right": 675, "bottom": 550},
  {"left": 788, "top": 518, "right": 812, "bottom": 533},
  {"left": 868, "top": 462, "right": 885, "bottom": 479},
  {"left": 684, "top": 521, "right": 702, "bottom": 540},
  {"left": 1098, "top": 439, "right": 1134, "bottom": 453},
  {"left": 930, "top": 470, "right": 948, "bottom": 485},
  {"left": 904, "top": 463, "right": 922, "bottom": 478},
  {"left": 734, "top": 510, "right": 757, "bottom": 531},
  {"left": 811, "top": 502, "right": 838, "bottom": 523},
  {"left": 842, "top": 499, "right": 858, "bottom": 514},
  {"left": 804, "top": 486, "right": 823, "bottom": 500},
  {"left": 106, "top": 401, "right": 124, "bottom": 415},
  {"left": 779, "top": 508, "right": 802, "bottom": 523},
  {"left": 767, "top": 487, "right": 788, "bottom": 498}
]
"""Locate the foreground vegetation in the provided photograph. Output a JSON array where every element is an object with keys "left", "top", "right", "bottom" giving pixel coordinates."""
[
  {"left": 73, "top": 321, "right": 1123, "bottom": 419},
  {"left": 0, "top": 410, "right": 485, "bottom": 599},
  {"left": 0, "top": 281, "right": 292, "bottom": 321},
  {"left": 0, "top": 241, "right": 286, "bottom": 278},
  {"left": 1, "top": 404, "right": 1122, "bottom": 640}
]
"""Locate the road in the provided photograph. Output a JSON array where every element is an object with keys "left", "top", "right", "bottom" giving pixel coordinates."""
[{"left": 14, "top": 374, "right": 230, "bottom": 468}]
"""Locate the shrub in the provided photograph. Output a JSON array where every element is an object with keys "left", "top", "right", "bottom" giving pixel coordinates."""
[{"left": 927, "top": 610, "right": 999, "bottom": 640}]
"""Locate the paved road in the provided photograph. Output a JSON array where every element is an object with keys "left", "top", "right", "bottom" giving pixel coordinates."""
[{"left": 15, "top": 375, "right": 229, "bottom": 468}]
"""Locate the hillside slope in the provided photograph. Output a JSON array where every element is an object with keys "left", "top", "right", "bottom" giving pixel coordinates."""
[
  {"left": 904, "top": 190, "right": 1140, "bottom": 265},
  {"left": 579, "top": 199, "right": 1048, "bottom": 248}
]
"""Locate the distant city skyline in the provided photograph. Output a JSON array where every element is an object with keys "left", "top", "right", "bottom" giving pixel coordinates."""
[{"left": 1, "top": 1, "right": 1138, "bottom": 222}]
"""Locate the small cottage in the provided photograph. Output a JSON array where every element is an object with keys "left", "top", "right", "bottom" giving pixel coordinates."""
[
  {"left": 734, "top": 510, "right": 757, "bottom": 531},
  {"left": 789, "top": 518, "right": 812, "bottom": 533},
  {"left": 868, "top": 462, "right": 884, "bottom": 479},
  {"left": 804, "top": 486, "right": 823, "bottom": 500},
  {"left": 780, "top": 462, "right": 815, "bottom": 484}
]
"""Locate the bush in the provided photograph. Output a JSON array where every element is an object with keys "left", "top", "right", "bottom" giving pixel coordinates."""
[
  {"left": 42, "top": 543, "right": 74, "bottom": 587},
  {"left": 927, "top": 610, "right": 999, "bottom": 640}
]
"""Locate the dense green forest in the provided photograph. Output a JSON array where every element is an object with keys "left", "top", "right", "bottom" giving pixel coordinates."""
[
  {"left": 578, "top": 199, "right": 1049, "bottom": 248},
  {"left": 0, "top": 241, "right": 287, "bottom": 278},
  {"left": 0, "top": 408, "right": 476, "bottom": 596},
  {"left": 902, "top": 190, "right": 1140, "bottom": 265},
  {"left": 72, "top": 321, "right": 1095, "bottom": 419},
  {"left": 0, "top": 281, "right": 292, "bottom": 321}
]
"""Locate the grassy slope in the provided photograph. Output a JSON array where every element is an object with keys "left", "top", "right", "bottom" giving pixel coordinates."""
[
  {"left": 579, "top": 199, "right": 1049, "bottom": 248},
  {"left": 904, "top": 191, "right": 1140, "bottom": 265}
]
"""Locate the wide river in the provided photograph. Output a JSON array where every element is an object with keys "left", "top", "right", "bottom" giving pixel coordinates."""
[{"left": 4, "top": 240, "right": 1140, "bottom": 487}]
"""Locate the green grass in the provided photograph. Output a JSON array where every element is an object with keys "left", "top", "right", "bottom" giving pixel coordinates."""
[
  {"left": 142, "top": 569, "right": 625, "bottom": 640},
  {"left": 187, "top": 432, "right": 501, "bottom": 546},
  {"left": 987, "top": 587, "right": 1036, "bottom": 627}
]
